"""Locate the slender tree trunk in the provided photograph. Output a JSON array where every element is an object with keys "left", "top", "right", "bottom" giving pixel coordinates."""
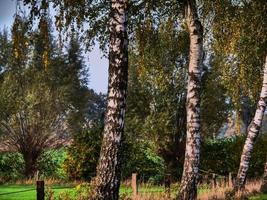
[
  {"left": 177, "top": 0, "right": 203, "bottom": 199},
  {"left": 260, "top": 159, "right": 267, "bottom": 193},
  {"left": 91, "top": 1, "right": 128, "bottom": 200},
  {"left": 234, "top": 55, "right": 267, "bottom": 192}
]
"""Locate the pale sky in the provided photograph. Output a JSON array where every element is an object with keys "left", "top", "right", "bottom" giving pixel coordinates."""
[{"left": 0, "top": 0, "right": 108, "bottom": 94}]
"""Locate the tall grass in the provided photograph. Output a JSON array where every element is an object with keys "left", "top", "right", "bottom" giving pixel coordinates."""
[
  {"left": 198, "top": 180, "right": 260, "bottom": 200},
  {"left": 14, "top": 178, "right": 78, "bottom": 186},
  {"left": 120, "top": 180, "right": 262, "bottom": 200},
  {"left": 6, "top": 179, "right": 262, "bottom": 200}
]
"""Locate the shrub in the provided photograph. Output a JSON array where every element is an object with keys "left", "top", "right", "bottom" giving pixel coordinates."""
[
  {"left": 200, "top": 134, "right": 267, "bottom": 178},
  {"left": 38, "top": 148, "right": 67, "bottom": 179},
  {"left": 63, "top": 122, "right": 103, "bottom": 181},
  {"left": 0, "top": 152, "right": 24, "bottom": 183},
  {"left": 63, "top": 120, "right": 165, "bottom": 183},
  {"left": 122, "top": 140, "right": 166, "bottom": 184},
  {"left": 0, "top": 149, "right": 67, "bottom": 183}
]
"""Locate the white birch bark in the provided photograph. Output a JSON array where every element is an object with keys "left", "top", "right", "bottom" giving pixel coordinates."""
[
  {"left": 235, "top": 55, "right": 267, "bottom": 191},
  {"left": 177, "top": 0, "right": 203, "bottom": 199},
  {"left": 92, "top": 1, "right": 128, "bottom": 200}
]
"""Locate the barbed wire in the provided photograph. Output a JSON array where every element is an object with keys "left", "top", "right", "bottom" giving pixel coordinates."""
[{"left": 0, "top": 186, "right": 74, "bottom": 196}]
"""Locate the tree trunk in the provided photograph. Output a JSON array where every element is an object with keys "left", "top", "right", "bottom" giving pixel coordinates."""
[
  {"left": 260, "top": 160, "right": 267, "bottom": 193},
  {"left": 23, "top": 152, "right": 38, "bottom": 179},
  {"left": 234, "top": 55, "right": 267, "bottom": 192},
  {"left": 177, "top": 0, "right": 203, "bottom": 200},
  {"left": 91, "top": 1, "right": 128, "bottom": 200}
]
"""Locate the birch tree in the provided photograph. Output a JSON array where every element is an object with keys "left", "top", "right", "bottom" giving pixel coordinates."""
[
  {"left": 90, "top": 1, "right": 128, "bottom": 199},
  {"left": 234, "top": 55, "right": 267, "bottom": 192},
  {"left": 177, "top": 0, "right": 203, "bottom": 199}
]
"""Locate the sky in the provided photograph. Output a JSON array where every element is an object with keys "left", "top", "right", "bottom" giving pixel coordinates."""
[{"left": 0, "top": 0, "right": 108, "bottom": 94}]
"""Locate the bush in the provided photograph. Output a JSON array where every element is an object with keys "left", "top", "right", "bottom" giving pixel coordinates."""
[
  {"left": 0, "top": 152, "right": 24, "bottom": 183},
  {"left": 122, "top": 140, "right": 166, "bottom": 184},
  {"left": 63, "top": 122, "right": 103, "bottom": 181},
  {"left": 0, "top": 149, "right": 67, "bottom": 183},
  {"left": 200, "top": 134, "right": 267, "bottom": 178},
  {"left": 38, "top": 148, "right": 67, "bottom": 179},
  {"left": 63, "top": 120, "right": 165, "bottom": 183}
]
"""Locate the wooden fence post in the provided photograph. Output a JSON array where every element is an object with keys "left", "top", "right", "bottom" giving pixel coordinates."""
[
  {"left": 229, "top": 172, "right": 233, "bottom": 187},
  {"left": 203, "top": 174, "right": 209, "bottom": 185},
  {"left": 212, "top": 173, "right": 217, "bottom": 189},
  {"left": 132, "top": 173, "right": 138, "bottom": 199},
  {"left": 164, "top": 174, "right": 171, "bottom": 198},
  {"left": 37, "top": 180, "right": 44, "bottom": 200}
]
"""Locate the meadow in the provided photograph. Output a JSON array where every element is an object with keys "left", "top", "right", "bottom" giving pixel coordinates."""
[{"left": 0, "top": 181, "right": 266, "bottom": 200}]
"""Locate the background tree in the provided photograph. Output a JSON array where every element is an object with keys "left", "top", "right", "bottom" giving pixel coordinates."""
[
  {"left": 125, "top": 17, "right": 189, "bottom": 179},
  {"left": 63, "top": 121, "right": 104, "bottom": 181},
  {"left": 0, "top": 15, "right": 89, "bottom": 178},
  {"left": 63, "top": 92, "right": 106, "bottom": 181},
  {"left": 205, "top": 0, "right": 267, "bottom": 135},
  {"left": 203, "top": 0, "right": 267, "bottom": 191},
  {"left": 201, "top": 57, "right": 230, "bottom": 138}
]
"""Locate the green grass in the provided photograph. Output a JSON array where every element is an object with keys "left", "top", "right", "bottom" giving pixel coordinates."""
[
  {"left": 0, "top": 185, "right": 74, "bottom": 200},
  {"left": 249, "top": 194, "right": 267, "bottom": 200},
  {"left": 0, "top": 184, "right": 166, "bottom": 200},
  {"left": 120, "top": 185, "right": 167, "bottom": 194},
  {"left": 1, "top": 184, "right": 266, "bottom": 200}
]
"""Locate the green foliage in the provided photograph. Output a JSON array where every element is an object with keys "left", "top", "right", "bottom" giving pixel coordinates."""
[
  {"left": 201, "top": 136, "right": 244, "bottom": 176},
  {"left": 37, "top": 148, "right": 67, "bottom": 179},
  {"left": 0, "top": 152, "right": 24, "bottom": 183},
  {"left": 249, "top": 135, "right": 267, "bottom": 177},
  {"left": 0, "top": 149, "right": 68, "bottom": 182},
  {"left": 0, "top": 30, "right": 12, "bottom": 69},
  {"left": 62, "top": 89, "right": 106, "bottom": 181},
  {"left": 22, "top": 0, "right": 184, "bottom": 52},
  {"left": 201, "top": 60, "right": 231, "bottom": 138},
  {"left": 122, "top": 140, "right": 166, "bottom": 184},
  {"left": 207, "top": 0, "right": 267, "bottom": 112},
  {"left": 0, "top": 17, "right": 90, "bottom": 178},
  {"left": 125, "top": 18, "right": 189, "bottom": 180},
  {"left": 200, "top": 135, "right": 267, "bottom": 177},
  {"left": 63, "top": 123, "right": 103, "bottom": 181}
]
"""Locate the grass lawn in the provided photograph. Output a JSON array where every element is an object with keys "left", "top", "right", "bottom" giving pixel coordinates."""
[
  {"left": 0, "top": 184, "right": 166, "bottom": 200},
  {"left": 1, "top": 184, "right": 266, "bottom": 200},
  {"left": 0, "top": 185, "right": 75, "bottom": 200},
  {"left": 0, "top": 184, "right": 168, "bottom": 200},
  {"left": 250, "top": 194, "right": 267, "bottom": 200}
]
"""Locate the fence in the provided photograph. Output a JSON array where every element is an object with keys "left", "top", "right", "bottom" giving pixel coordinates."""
[
  {"left": 131, "top": 171, "right": 234, "bottom": 199},
  {"left": 199, "top": 169, "right": 233, "bottom": 188},
  {"left": 0, "top": 171, "right": 234, "bottom": 200},
  {"left": 0, "top": 181, "right": 73, "bottom": 200}
]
